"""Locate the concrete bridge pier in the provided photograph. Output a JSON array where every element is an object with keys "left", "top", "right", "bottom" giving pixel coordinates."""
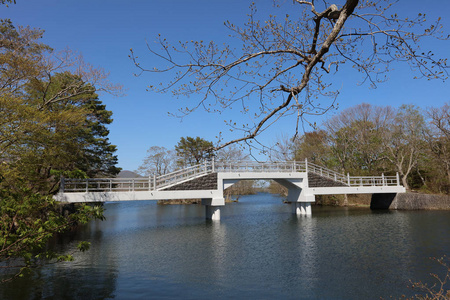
[
  {"left": 291, "top": 201, "right": 312, "bottom": 216},
  {"left": 291, "top": 193, "right": 315, "bottom": 216},
  {"left": 202, "top": 198, "right": 224, "bottom": 221},
  {"left": 274, "top": 179, "right": 314, "bottom": 216}
]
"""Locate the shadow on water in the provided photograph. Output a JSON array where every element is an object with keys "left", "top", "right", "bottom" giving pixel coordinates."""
[{"left": 312, "top": 204, "right": 396, "bottom": 218}]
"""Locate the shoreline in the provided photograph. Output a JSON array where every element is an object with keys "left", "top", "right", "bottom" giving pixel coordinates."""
[
  {"left": 314, "top": 192, "right": 450, "bottom": 210},
  {"left": 155, "top": 191, "right": 450, "bottom": 211}
]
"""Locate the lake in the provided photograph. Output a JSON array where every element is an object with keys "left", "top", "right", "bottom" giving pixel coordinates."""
[{"left": 2, "top": 193, "right": 450, "bottom": 299}]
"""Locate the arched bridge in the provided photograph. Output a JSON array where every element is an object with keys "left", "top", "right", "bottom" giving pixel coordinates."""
[{"left": 55, "top": 160, "right": 406, "bottom": 220}]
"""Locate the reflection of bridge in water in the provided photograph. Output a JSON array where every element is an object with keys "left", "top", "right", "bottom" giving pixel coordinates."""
[{"left": 55, "top": 160, "right": 406, "bottom": 220}]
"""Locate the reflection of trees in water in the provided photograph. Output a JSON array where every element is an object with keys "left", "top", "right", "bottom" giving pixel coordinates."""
[
  {"left": 1, "top": 266, "right": 117, "bottom": 300},
  {"left": 1, "top": 219, "right": 117, "bottom": 300}
]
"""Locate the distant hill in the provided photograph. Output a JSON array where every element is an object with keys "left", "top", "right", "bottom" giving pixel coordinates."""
[{"left": 117, "top": 170, "right": 144, "bottom": 178}]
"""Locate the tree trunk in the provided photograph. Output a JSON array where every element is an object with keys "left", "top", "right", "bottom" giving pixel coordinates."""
[{"left": 401, "top": 174, "right": 409, "bottom": 190}]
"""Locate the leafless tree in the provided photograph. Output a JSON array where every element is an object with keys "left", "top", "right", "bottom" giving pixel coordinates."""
[
  {"left": 323, "top": 103, "right": 394, "bottom": 173},
  {"left": 215, "top": 144, "right": 249, "bottom": 162},
  {"left": 270, "top": 133, "right": 296, "bottom": 161},
  {"left": 425, "top": 103, "right": 450, "bottom": 188},
  {"left": 136, "top": 146, "right": 175, "bottom": 176},
  {"left": 382, "top": 104, "right": 426, "bottom": 189},
  {"left": 131, "top": 0, "right": 448, "bottom": 150}
]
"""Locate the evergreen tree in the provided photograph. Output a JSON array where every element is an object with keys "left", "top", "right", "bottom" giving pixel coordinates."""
[
  {"left": 175, "top": 136, "right": 214, "bottom": 166},
  {"left": 0, "top": 19, "right": 120, "bottom": 280}
]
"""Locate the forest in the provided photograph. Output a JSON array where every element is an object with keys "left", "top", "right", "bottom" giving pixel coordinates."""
[{"left": 274, "top": 102, "right": 450, "bottom": 194}]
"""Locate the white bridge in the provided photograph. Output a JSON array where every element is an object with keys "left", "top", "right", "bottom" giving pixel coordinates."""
[{"left": 55, "top": 160, "right": 406, "bottom": 220}]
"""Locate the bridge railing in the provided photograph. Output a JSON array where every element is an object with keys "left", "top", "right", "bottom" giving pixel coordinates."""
[
  {"left": 306, "top": 161, "right": 400, "bottom": 187},
  {"left": 62, "top": 178, "right": 152, "bottom": 193},
  {"left": 154, "top": 161, "right": 213, "bottom": 190},
  {"left": 307, "top": 162, "right": 348, "bottom": 184},
  {"left": 62, "top": 161, "right": 215, "bottom": 193},
  {"left": 347, "top": 175, "right": 399, "bottom": 187},
  {"left": 214, "top": 160, "right": 306, "bottom": 173},
  {"left": 60, "top": 159, "right": 401, "bottom": 193}
]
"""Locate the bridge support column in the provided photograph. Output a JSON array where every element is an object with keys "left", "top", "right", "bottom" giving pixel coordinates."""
[
  {"left": 292, "top": 202, "right": 312, "bottom": 216},
  {"left": 273, "top": 179, "right": 315, "bottom": 216},
  {"left": 205, "top": 205, "right": 221, "bottom": 220},
  {"left": 202, "top": 198, "right": 224, "bottom": 221}
]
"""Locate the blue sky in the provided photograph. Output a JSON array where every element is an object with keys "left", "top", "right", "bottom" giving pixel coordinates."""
[{"left": 3, "top": 0, "right": 449, "bottom": 171}]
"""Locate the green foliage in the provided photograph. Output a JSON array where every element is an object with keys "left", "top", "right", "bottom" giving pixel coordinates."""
[
  {"left": 175, "top": 136, "right": 214, "bottom": 166},
  {"left": 0, "top": 20, "right": 119, "bottom": 280},
  {"left": 0, "top": 21, "right": 120, "bottom": 193},
  {"left": 76, "top": 241, "right": 91, "bottom": 252},
  {"left": 24, "top": 71, "right": 120, "bottom": 179},
  {"left": 0, "top": 186, "right": 104, "bottom": 281}
]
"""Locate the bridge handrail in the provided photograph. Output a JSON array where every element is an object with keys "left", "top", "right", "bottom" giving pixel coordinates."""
[
  {"left": 61, "top": 177, "right": 152, "bottom": 193},
  {"left": 306, "top": 162, "right": 348, "bottom": 184},
  {"left": 306, "top": 161, "right": 400, "bottom": 187},
  {"left": 214, "top": 160, "right": 306, "bottom": 173},
  {"left": 60, "top": 159, "right": 401, "bottom": 193},
  {"left": 154, "top": 161, "right": 213, "bottom": 190},
  {"left": 347, "top": 175, "right": 399, "bottom": 187}
]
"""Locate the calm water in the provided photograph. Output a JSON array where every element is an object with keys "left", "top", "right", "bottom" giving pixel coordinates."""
[{"left": 2, "top": 193, "right": 450, "bottom": 299}]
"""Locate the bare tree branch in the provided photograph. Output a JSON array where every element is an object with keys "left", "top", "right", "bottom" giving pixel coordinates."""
[{"left": 131, "top": 0, "right": 448, "bottom": 152}]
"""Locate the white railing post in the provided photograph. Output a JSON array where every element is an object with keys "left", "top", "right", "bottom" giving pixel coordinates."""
[
  {"left": 292, "top": 160, "right": 295, "bottom": 172},
  {"left": 109, "top": 179, "right": 112, "bottom": 192},
  {"left": 382, "top": 173, "right": 385, "bottom": 186},
  {"left": 153, "top": 174, "right": 156, "bottom": 190},
  {"left": 396, "top": 172, "right": 400, "bottom": 186},
  {"left": 347, "top": 173, "right": 350, "bottom": 186},
  {"left": 212, "top": 157, "right": 215, "bottom": 173},
  {"left": 305, "top": 158, "right": 308, "bottom": 173},
  {"left": 132, "top": 179, "right": 135, "bottom": 192},
  {"left": 360, "top": 177, "right": 363, "bottom": 186}
]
